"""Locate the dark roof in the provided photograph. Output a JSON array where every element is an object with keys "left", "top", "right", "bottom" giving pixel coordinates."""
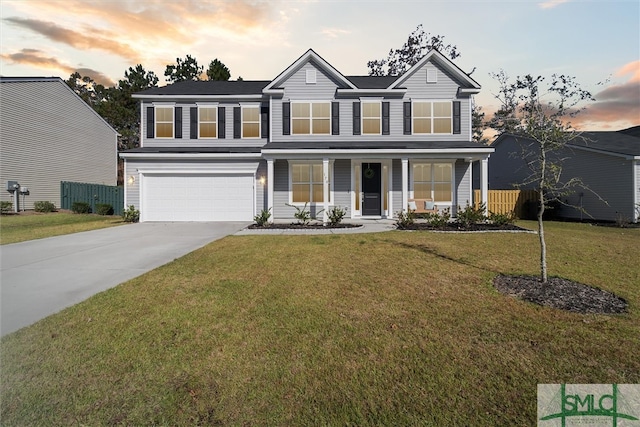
[
  {"left": 135, "top": 80, "right": 270, "bottom": 96},
  {"left": 346, "top": 76, "right": 398, "bottom": 89},
  {"left": 569, "top": 132, "right": 640, "bottom": 156},
  {"left": 263, "top": 140, "right": 492, "bottom": 151},
  {"left": 122, "top": 146, "right": 261, "bottom": 154},
  {"left": 618, "top": 125, "right": 640, "bottom": 138}
]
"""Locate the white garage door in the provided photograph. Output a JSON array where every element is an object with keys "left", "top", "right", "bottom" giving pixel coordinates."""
[{"left": 142, "top": 174, "right": 254, "bottom": 221}]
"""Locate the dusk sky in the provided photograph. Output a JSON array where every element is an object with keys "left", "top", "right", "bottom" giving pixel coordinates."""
[{"left": 1, "top": 0, "right": 638, "bottom": 131}]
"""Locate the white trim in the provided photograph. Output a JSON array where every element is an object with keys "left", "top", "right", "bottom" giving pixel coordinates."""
[
  {"left": 633, "top": 160, "right": 639, "bottom": 222},
  {"left": 290, "top": 101, "right": 332, "bottom": 136},
  {"left": 361, "top": 100, "right": 382, "bottom": 136},
  {"left": 197, "top": 105, "right": 218, "bottom": 139},
  {"left": 120, "top": 152, "right": 262, "bottom": 160},
  {"left": 139, "top": 102, "right": 144, "bottom": 147},
  {"left": 337, "top": 89, "right": 406, "bottom": 96},
  {"left": 269, "top": 97, "right": 273, "bottom": 142},
  {"left": 241, "top": 105, "right": 261, "bottom": 139},
  {"left": 411, "top": 100, "right": 453, "bottom": 135},
  {"left": 134, "top": 94, "right": 263, "bottom": 100},
  {"left": 426, "top": 68, "right": 437, "bottom": 83},
  {"left": 306, "top": 69, "right": 317, "bottom": 84},
  {"left": 267, "top": 159, "right": 274, "bottom": 223},
  {"left": 262, "top": 148, "right": 494, "bottom": 158}
]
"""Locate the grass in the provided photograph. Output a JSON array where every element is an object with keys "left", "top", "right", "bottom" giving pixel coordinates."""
[
  {"left": 0, "top": 212, "right": 124, "bottom": 244},
  {"left": 1, "top": 221, "right": 638, "bottom": 425}
]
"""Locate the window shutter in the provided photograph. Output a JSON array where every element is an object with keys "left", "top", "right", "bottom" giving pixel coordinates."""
[
  {"left": 174, "top": 107, "right": 182, "bottom": 138},
  {"left": 382, "top": 101, "right": 390, "bottom": 135},
  {"left": 353, "top": 101, "right": 361, "bottom": 135},
  {"left": 282, "top": 102, "right": 290, "bottom": 135},
  {"left": 261, "top": 105, "right": 269, "bottom": 139},
  {"left": 453, "top": 101, "right": 461, "bottom": 134},
  {"left": 190, "top": 107, "right": 197, "bottom": 139},
  {"left": 403, "top": 102, "right": 411, "bottom": 135},
  {"left": 233, "top": 107, "right": 241, "bottom": 139},
  {"left": 146, "top": 106, "right": 154, "bottom": 138},
  {"left": 331, "top": 102, "right": 340, "bottom": 135},
  {"left": 218, "top": 107, "right": 225, "bottom": 139}
]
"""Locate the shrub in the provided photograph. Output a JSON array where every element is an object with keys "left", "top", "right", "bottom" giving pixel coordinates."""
[
  {"left": 489, "top": 211, "right": 516, "bottom": 226},
  {"left": 122, "top": 205, "right": 140, "bottom": 223},
  {"left": 95, "top": 203, "right": 114, "bottom": 216},
  {"left": 456, "top": 203, "right": 486, "bottom": 228},
  {"left": 71, "top": 202, "right": 91, "bottom": 214},
  {"left": 1, "top": 201, "right": 12, "bottom": 214},
  {"left": 254, "top": 208, "right": 272, "bottom": 227},
  {"left": 286, "top": 203, "right": 312, "bottom": 225},
  {"left": 395, "top": 209, "right": 415, "bottom": 229},
  {"left": 425, "top": 208, "right": 451, "bottom": 228},
  {"left": 34, "top": 201, "right": 56, "bottom": 213},
  {"left": 327, "top": 206, "right": 347, "bottom": 226}
]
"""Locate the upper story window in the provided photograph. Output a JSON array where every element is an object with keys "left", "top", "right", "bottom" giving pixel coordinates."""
[
  {"left": 199, "top": 106, "right": 217, "bottom": 138},
  {"left": 242, "top": 106, "right": 260, "bottom": 138},
  {"left": 362, "top": 102, "right": 381, "bottom": 135},
  {"left": 155, "top": 106, "right": 174, "bottom": 138},
  {"left": 292, "top": 102, "right": 330, "bottom": 135},
  {"left": 413, "top": 101, "right": 452, "bottom": 134}
]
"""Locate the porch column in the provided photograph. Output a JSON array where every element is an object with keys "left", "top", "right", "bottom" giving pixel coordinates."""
[
  {"left": 323, "top": 158, "right": 329, "bottom": 224},
  {"left": 267, "top": 158, "right": 274, "bottom": 223},
  {"left": 480, "top": 157, "right": 489, "bottom": 216},
  {"left": 401, "top": 158, "right": 409, "bottom": 212}
]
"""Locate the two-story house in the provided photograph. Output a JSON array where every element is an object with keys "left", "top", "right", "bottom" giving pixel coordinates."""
[{"left": 120, "top": 49, "right": 493, "bottom": 222}]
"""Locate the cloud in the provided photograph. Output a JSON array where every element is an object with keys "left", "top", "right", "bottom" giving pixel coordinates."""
[
  {"left": 615, "top": 60, "right": 640, "bottom": 83},
  {"left": 321, "top": 28, "right": 351, "bottom": 39},
  {"left": 538, "top": 0, "right": 571, "bottom": 9},
  {"left": 1, "top": 48, "right": 115, "bottom": 86},
  {"left": 4, "top": 17, "right": 140, "bottom": 62}
]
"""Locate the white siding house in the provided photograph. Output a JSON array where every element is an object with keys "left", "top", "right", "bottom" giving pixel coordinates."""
[{"left": 0, "top": 77, "right": 118, "bottom": 210}]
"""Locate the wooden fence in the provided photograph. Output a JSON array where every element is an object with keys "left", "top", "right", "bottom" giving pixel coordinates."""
[
  {"left": 474, "top": 189, "right": 538, "bottom": 219},
  {"left": 60, "top": 181, "right": 124, "bottom": 215}
]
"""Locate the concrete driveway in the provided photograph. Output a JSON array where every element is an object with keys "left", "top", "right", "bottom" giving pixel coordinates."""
[{"left": 0, "top": 222, "right": 249, "bottom": 336}]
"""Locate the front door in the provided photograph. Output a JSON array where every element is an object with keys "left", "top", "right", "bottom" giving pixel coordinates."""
[{"left": 362, "top": 163, "right": 381, "bottom": 216}]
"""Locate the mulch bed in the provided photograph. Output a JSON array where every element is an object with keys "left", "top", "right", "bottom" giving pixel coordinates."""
[
  {"left": 399, "top": 223, "right": 530, "bottom": 232},
  {"left": 494, "top": 275, "right": 628, "bottom": 314},
  {"left": 248, "top": 223, "right": 362, "bottom": 230}
]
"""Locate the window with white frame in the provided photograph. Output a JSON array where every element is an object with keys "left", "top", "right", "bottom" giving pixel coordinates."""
[
  {"left": 242, "top": 106, "right": 260, "bottom": 138},
  {"left": 413, "top": 101, "right": 452, "bottom": 134},
  {"left": 155, "top": 106, "right": 174, "bottom": 138},
  {"left": 199, "top": 106, "right": 217, "bottom": 138},
  {"left": 412, "top": 162, "right": 452, "bottom": 202},
  {"left": 292, "top": 102, "right": 330, "bottom": 135},
  {"left": 362, "top": 102, "right": 381, "bottom": 134},
  {"left": 291, "top": 162, "right": 331, "bottom": 203}
]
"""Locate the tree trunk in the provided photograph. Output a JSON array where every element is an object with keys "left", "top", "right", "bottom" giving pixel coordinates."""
[{"left": 538, "top": 189, "right": 548, "bottom": 283}]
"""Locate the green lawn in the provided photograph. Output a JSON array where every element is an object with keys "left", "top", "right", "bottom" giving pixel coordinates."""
[
  {"left": 0, "top": 212, "right": 124, "bottom": 244},
  {"left": 1, "top": 221, "right": 638, "bottom": 425}
]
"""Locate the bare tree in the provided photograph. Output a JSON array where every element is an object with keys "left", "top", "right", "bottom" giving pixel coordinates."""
[{"left": 489, "top": 71, "right": 595, "bottom": 282}]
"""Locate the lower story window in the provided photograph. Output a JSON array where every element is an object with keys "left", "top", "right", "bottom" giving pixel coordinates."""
[
  {"left": 413, "top": 162, "right": 452, "bottom": 202},
  {"left": 291, "top": 163, "right": 331, "bottom": 203}
]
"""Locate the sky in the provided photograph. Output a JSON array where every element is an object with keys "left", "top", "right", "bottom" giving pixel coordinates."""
[{"left": 1, "top": 0, "right": 639, "bottom": 131}]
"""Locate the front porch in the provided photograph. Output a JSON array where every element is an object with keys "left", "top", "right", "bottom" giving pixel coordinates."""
[{"left": 262, "top": 155, "right": 490, "bottom": 223}]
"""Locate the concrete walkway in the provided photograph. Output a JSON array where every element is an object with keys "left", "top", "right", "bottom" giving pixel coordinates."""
[{"left": 0, "top": 222, "right": 249, "bottom": 336}]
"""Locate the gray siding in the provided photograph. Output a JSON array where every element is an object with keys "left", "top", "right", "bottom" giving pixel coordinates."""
[
  {"left": 392, "top": 159, "right": 403, "bottom": 214},
  {"left": 273, "top": 159, "right": 293, "bottom": 219},
  {"left": 271, "top": 59, "right": 472, "bottom": 143},
  {"left": 488, "top": 137, "right": 534, "bottom": 190},
  {"left": 560, "top": 148, "right": 634, "bottom": 222},
  {"left": 256, "top": 160, "right": 267, "bottom": 212},
  {"left": 142, "top": 101, "right": 267, "bottom": 148},
  {"left": 333, "top": 159, "right": 351, "bottom": 211},
  {"left": 0, "top": 79, "right": 117, "bottom": 210}
]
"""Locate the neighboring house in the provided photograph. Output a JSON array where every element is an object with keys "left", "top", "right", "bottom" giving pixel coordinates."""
[
  {"left": 489, "top": 131, "right": 640, "bottom": 222},
  {"left": 0, "top": 77, "right": 118, "bottom": 211},
  {"left": 121, "top": 49, "right": 493, "bottom": 222}
]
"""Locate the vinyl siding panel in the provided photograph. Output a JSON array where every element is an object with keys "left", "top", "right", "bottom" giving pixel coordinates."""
[
  {"left": 455, "top": 160, "right": 472, "bottom": 210},
  {"left": 256, "top": 160, "right": 267, "bottom": 212},
  {"left": 142, "top": 101, "right": 267, "bottom": 148},
  {"left": 0, "top": 80, "right": 117, "bottom": 210},
  {"left": 271, "top": 59, "right": 472, "bottom": 143},
  {"left": 489, "top": 137, "right": 535, "bottom": 190},
  {"left": 392, "top": 159, "right": 403, "bottom": 214},
  {"left": 561, "top": 149, "right": 634, "bottom": 222},
  {"left": 333, "top": 159, "right": 351, "bottom": 210},
  {"left": 273, "top": 159, "right": 294, "bottom": 219}
]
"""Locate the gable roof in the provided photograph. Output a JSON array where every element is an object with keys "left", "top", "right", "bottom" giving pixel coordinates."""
[
  {"left": 387, "top": 49, "right": 481, "bottom": 92},
  {"left": 346, "top": 76, "right": 398, "bottom": 89},
  {"left": 0, "top": 76, "right": 117, "bottom": 135},
  {"left": 619, "top": 125, "right": 640, "bottom": 138},
  {"left": 263, "top": 48, "right": 357, "bottom": 92}
]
